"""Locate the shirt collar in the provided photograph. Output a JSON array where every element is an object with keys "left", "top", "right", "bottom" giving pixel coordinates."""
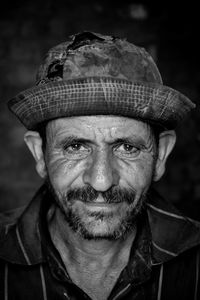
[
  {"left": 0, "top": 185, "right": 200, "bottom": 268},
  {"left": 147, "top": 188, "right": 200, "bottom": 264},
  {"left": 0, "top": 185, "right": 46, "bottom": 265},
  {"left": 122, "top": 210, "right": 152, "bottom": 284}
]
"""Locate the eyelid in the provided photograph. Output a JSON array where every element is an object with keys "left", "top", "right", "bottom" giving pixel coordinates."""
[
  {"left": 114, "top": 144, "right": 139, "bottom": 152},
  {"left": 112, "top": 140, "right": 145, "bottom": 150},
  {"left": 112, "top": 141, "right": 145, "bottom": 160},
  {"left": 61, "top": 138, "right": 91, "bottom": 148},
  {"left": 62, "top": 140, "right": 92, "bottom": 159}
]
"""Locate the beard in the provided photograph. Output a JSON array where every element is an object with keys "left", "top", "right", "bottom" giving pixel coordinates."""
[{"left": 46, "top": 178, "right": 147, "bottom": 240}]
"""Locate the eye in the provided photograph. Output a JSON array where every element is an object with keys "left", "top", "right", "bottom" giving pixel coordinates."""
[
  {"left": 63, "top": 142, "right": 91, "bottom": 158},
  {"left": 64, "top": 143, "right": 83, "bottom": 151},
  {"left": 114, "top": 143, "right": 140, "bottom": 158}
]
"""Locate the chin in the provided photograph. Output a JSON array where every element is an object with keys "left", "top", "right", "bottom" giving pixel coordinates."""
[
  {"left": 48, "top": 181, "right": 147, "bottom": 240},
  {"left": 63, "top": 203, "right": 139, "bottom": 240}
]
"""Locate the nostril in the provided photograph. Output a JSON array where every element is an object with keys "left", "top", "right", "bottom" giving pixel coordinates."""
[
  {"left": 83, "top": 165, "right": 120, "bottom": 192},
  {"left": 82, "top": 151, "right": 120, "bottom": 191}
]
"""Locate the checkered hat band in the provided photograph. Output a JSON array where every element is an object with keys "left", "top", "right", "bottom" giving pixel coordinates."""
[{"left": 8, "top": 77, "right": 194, "bottom": 129}]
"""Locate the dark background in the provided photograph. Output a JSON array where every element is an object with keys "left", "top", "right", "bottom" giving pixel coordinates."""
[{"left": 0, "top": 1, "right": 200, "bottom": 220}]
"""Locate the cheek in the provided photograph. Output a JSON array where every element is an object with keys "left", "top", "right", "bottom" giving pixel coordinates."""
[
  {"left": 121, "top": 156, "right": 155, "bottom": 192},
  {"left": 46, "top": 153, "right": 85, "bottom": 191}
]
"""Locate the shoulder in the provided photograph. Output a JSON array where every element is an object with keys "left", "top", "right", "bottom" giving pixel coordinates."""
[
  {"left": 0, "top": 206, "right": 26, "bottom": 243},
  {"left": 0, "top": 206, "right": 26, "bottom": 226},
  {"left": 147, "top": 189, "right": 200, "bottom": 264}
]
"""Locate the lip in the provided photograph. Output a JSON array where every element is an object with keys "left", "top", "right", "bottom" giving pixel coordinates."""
[
  {"left": 85, "top": 202, "right": 117, "bottom": 206},
  {"left": 84, "top": 202, "right": 121, "bottom": 211}
]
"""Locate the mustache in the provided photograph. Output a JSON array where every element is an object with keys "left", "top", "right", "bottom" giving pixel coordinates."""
[{"left": 65, "top": 185, "right": 136, "bottom": 204}]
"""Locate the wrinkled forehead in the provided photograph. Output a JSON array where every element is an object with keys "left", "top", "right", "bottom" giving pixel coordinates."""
[{"left": 46, "top": 116, "right": 152, "bottom": 141}]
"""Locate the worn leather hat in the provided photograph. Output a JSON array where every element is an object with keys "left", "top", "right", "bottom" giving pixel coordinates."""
[{"left": 8, "top": 31, "right": 195, "bottom": 130}]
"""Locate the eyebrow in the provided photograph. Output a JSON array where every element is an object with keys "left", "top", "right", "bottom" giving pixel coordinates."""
[
  {"left": 55, "top": 135, "right": 147, "bottom": 148},
  {"left": 110, "top": 138, "right": 147, "bottom": 149},
  {"left": 56, "top": 136, "right": 92, "bottom": 147}
]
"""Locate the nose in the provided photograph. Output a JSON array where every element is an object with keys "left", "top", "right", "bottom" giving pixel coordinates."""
[{"left": 83, "top": 149, "right": 120, "bottom": 192}]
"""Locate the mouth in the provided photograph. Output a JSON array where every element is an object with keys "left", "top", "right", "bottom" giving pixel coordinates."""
[{"left": 82, "top": 201, "right": 123, "bottom": 214}]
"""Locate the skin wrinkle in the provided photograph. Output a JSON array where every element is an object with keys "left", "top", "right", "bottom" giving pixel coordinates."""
[
  {"left": 42, "top": 116, "right": 157, "bottom": 241},
  {"left": 24, "top": 115, "right": 176, "bottom": 300},
  {"left": 46, "top": 117, "right": 156, "bottom": 179},
  {"left": 46, "top": 176, "right": 142, "bottom": 240},
  {"left": 47, "top": 153, "right": 72, "bottom": 177},
  {"left": 47, "top": 121, "right": 156, "bottom": 159},
  {"left": 42, "top": 118, "right": 158, "bottom": 236}
]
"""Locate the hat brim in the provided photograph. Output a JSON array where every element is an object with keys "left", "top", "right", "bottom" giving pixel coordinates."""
[{"left": 8, "top": 77, "right": 195, "bottom": 130}]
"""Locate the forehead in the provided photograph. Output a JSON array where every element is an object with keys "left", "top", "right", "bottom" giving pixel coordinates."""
[{"left": 47, "top": 116, "right": 151, "bottom": 141}]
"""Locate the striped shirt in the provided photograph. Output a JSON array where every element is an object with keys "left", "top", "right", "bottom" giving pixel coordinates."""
[{"left": 0, "top": 185, "right": 200, "bottom": 300}]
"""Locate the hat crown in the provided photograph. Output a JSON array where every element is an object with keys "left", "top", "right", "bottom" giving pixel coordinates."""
[
  {"left": 8, "top": 31, "right": 195, "bottom": 131},
  {"left": 36, "top": 31, "right": 162, "bottom": 85}
]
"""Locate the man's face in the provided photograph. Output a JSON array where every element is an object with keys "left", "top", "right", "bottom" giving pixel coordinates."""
[{"left": 42, "top": 116, "right": 157, "bottom": 239}]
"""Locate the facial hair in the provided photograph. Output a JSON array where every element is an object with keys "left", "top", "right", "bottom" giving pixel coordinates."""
[{"left": 46, "top": 179, "right": 147, "bottom": 240}]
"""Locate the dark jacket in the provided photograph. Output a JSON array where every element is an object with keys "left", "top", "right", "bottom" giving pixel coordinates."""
[{"left": 0, "top": 185, "right": 200, "bottom": 300}]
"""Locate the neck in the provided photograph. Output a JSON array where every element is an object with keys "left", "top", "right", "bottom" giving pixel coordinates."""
[{"left": 47, "top": 205, "right": 136, "bottom": 268}]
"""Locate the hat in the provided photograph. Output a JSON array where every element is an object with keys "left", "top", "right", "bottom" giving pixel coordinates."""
[{"left": 8, "top": 31, "right": 195, "bottom": 130}]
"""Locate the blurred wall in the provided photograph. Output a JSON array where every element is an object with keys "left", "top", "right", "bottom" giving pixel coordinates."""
[{"left": 0, "top": 0, "right": 200, "bottom": 219}]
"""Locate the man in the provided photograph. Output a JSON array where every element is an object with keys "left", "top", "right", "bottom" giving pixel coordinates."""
[{"left": 0, "top": 31, "right": 199, "bottom": 300}]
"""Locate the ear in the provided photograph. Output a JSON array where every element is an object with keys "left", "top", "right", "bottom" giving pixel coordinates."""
[
  {"left": 153, "top": 130, "right": 176, "bottom": 182},
  {"left": 24, "top": 131, "right": 47, "bottom": 178}
]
